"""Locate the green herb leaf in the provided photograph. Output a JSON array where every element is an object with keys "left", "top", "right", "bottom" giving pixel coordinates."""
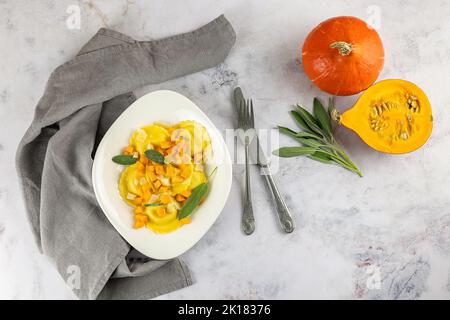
[
  {"left": 277, "top": 125, "right": 298, "bottom": 138},
  {"left": 278, "top": 126, "right": 321, "bottom": 142},
  {"left": 290, "top": 110, "right": 312, "bottom": 133},
  {"left": 313, "top": 98, "right": 332, "bottom": 136},
  {"left": 112, "top": 155, "right": 138, "bottom": 165},
  {"left": 144, "top": 203, "right": 162, "bottom": 207},
  {"left": 178, "top": 183, "right": 209, "bottom": 219},
  {"left": 328, "top": 97, "right": 335, "bottom": 118},
  {"left": 272, "top": 146, "right": 317, "bottom": 157},
  {"left": 308, "top": 151, "right": 333, "bottom": 164},
  {"left": 274, "top": 97, "right": 363, "bottom": 177},
  {"left": 295, "top": 131, "right": 322, "bottom": 139},
  {"left": 208, "top": 166, "right": 218, "bottom": 179},
  {"left": 295, "top": 137, "right": 324, "bottom": 148},
  {"left": 295, "top": 106, "right": 324, "bottom": 137},
  {"left": 144, "top": 149, "right": 165, "bottom": 164}
]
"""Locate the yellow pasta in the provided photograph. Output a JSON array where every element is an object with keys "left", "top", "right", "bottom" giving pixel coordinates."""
[{"left": 117, "top": 121, "right": 211, "bottom": 233}]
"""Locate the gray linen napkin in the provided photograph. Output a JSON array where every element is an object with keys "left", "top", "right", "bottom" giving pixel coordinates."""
[{"left": 15, "top": 15, "right": 236, "bottom": 300}]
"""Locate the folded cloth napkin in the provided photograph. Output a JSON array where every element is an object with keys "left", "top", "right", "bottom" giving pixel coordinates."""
[{"left": 15, "top": 15, "right": 236, "bottom": 300}]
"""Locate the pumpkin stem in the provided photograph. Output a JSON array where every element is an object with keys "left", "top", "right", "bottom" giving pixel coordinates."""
[
  {"left": 330, "top": 108, "right": 342, "bottom": 124},
  {"left": 330, "top": 41, "right": 353, "bottom": 56}
]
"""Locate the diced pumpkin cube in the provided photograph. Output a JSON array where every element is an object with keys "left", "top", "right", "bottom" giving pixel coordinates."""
[
  {"left": 180, "top": 166, "right": 192, "bottom": 179},
  {"left": 139, "top": 156, "right": 149, "bottom": 164},
  {"left": 123, "top": 145, "right": 134, "bottom": 155},
  {"left": 160, "top": 194, "right": 171, "bottom": 204},
  {"left": 175, "top": 194, "right": 186, "bottom": 202},
  {"left": 147, "top": 171, "right": 157, "bottom": 182},
  {"left": 166, "top": 165, "right": 176, "bottom": 177},
  {"left": 179, "top": 216, "right": 191, "bottom": 226},
  {"left": 153, "top": 180, "right": 161, "bottom": 189},
  {"left": 142, "top": 190, "right": 151, "bottom": 202},
  {"left": 133, "top": 220, "right": 144, "bottom": 229},
  {"left": 133, "top": 197, "right": 143, "bottom": 205},
  {"left": 160, "top": 140, "right": 172, "bottom": 149},
  {"left": 155, "top": 165, "right": 164, "bottom": 175},
  {"left": 133, "top": 213, "right": 148, "bottom": 228},
  {"left": 156, "top": 207, "right": 166, "bottom": 217},
  {"left": 134, "top": 206, "right": 144, "bottom": 214},
  {"left": 159, "top": 186, "right": 169, "bottom": 192},
  {"left": 146, "top": 165, "right": 155, "bottom": 173},
  {"left": 181, "top": 190, "right": 192, "bottom": 198},
  {"left": 136, "top": 162, "right": 145, "bottom": 173},
  {"left": 141, "top": 183, "right": 151, "bottom": 192}
]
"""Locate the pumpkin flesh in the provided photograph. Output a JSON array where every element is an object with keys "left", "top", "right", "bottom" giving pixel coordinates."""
[{"left": 340, "top": 79, "right": 433, "bottom": 154}]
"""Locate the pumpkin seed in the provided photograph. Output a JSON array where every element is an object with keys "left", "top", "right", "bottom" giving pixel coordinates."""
[
  {"left": 371, "top": 107, "right": 378, "bottom": 117},
  {"left": 400, "top": 132, "right": 409, "bottom": 140}
]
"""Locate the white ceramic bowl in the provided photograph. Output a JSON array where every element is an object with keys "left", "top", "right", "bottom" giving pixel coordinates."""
[{"left": 92, "top": 90, "right": 232, "bottom": 259}]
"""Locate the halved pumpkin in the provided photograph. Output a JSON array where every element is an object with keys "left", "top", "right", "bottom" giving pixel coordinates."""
[{"left": 336, "top": 79, "right": 433, "bottom": 154}]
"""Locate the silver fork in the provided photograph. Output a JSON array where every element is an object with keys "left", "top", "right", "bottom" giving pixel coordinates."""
[{"left": 237, "top": 99, "right": 255, "bottom": 235}]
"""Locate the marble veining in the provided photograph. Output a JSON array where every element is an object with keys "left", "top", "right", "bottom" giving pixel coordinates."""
[{"left": 1, "top": 0, "right": 450, "bottom": 299}]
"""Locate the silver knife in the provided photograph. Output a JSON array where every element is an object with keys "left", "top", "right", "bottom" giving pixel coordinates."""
[{"left": 233, "top": 88, "right": 295, "bottom": 233}]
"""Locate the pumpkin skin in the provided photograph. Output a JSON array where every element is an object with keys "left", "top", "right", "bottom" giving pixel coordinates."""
[
  {"left": 338, "top": 79, "right": 433, "bottom": 154},
  {"left": 302, "top": 16, "right": 384, "bottom": 96}
]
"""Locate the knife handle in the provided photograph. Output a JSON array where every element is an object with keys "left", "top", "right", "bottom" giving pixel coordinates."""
[{"left": 261, "top": 165, "right": 295, "bottom": 233}]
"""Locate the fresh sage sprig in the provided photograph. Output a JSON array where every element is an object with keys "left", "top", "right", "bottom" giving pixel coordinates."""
[
  {"left": 178, "top": 182, "right": 209, "bottom": 219},
  {"left": 112, "top": 155, "right": 138, "bottom": 165},
  {"left": 144, "top": 149, "right": 165, "bottom": 164},
  {"left": 273, "top": 97, "right": 363, "bottom": 177},
  {"left": 144, "top": 203, "right": 162, "bottom": 207}
]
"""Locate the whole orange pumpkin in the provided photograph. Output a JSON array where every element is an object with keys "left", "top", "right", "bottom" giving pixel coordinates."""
[{"left": 302, "top": 16, "right": 384, "bottom": 96}]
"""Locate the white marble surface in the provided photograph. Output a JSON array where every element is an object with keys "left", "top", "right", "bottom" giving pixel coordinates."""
[{"left": 1, "top": 0, "right": 450, "bottom": 299}]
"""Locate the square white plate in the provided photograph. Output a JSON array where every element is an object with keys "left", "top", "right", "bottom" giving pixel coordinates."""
[{"left": 92, "top": 90, "right": 232, "bottom": 259}]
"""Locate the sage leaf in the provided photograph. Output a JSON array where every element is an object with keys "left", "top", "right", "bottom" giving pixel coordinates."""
[
  {"left": 277, "top": 125, "right": 298, "bottom": 138},
  {"left": 313, "top": 98, "right": 332, "bottom": 136},
  {"left": 144, "top": 203, "right": 162, "bottom": 207},
  {"left": 178, "top": 183, "right": 209, "bottom": 219},
  {"left": 274, "top": 97, "right": 362, "bottom": 177},
  {"left": 308, "top": 151, "right": 333, "bottom": 164},
  {"left": 295, "top": 137, "right": 324, "bottom": 148},
  {"left": 272, "top": 146, "right": 317, "bottom": 157},
  {"left": 328, "top": 97, "right": 335, "bottom": 118},
  {"left": 144, "top": 149, "right": 165, "bottom": 164},
  {"left": 295, "top": 106, "right": 324, "bottom": 137},
  {"left": 290, "top": 110, "right": 312, "bottom": 133},
  {"left": 295, "top": 131, "right": 322, "bottom": 139},
  {"left": 112, "top": 155, "right": 138, "bottom": 165}
]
